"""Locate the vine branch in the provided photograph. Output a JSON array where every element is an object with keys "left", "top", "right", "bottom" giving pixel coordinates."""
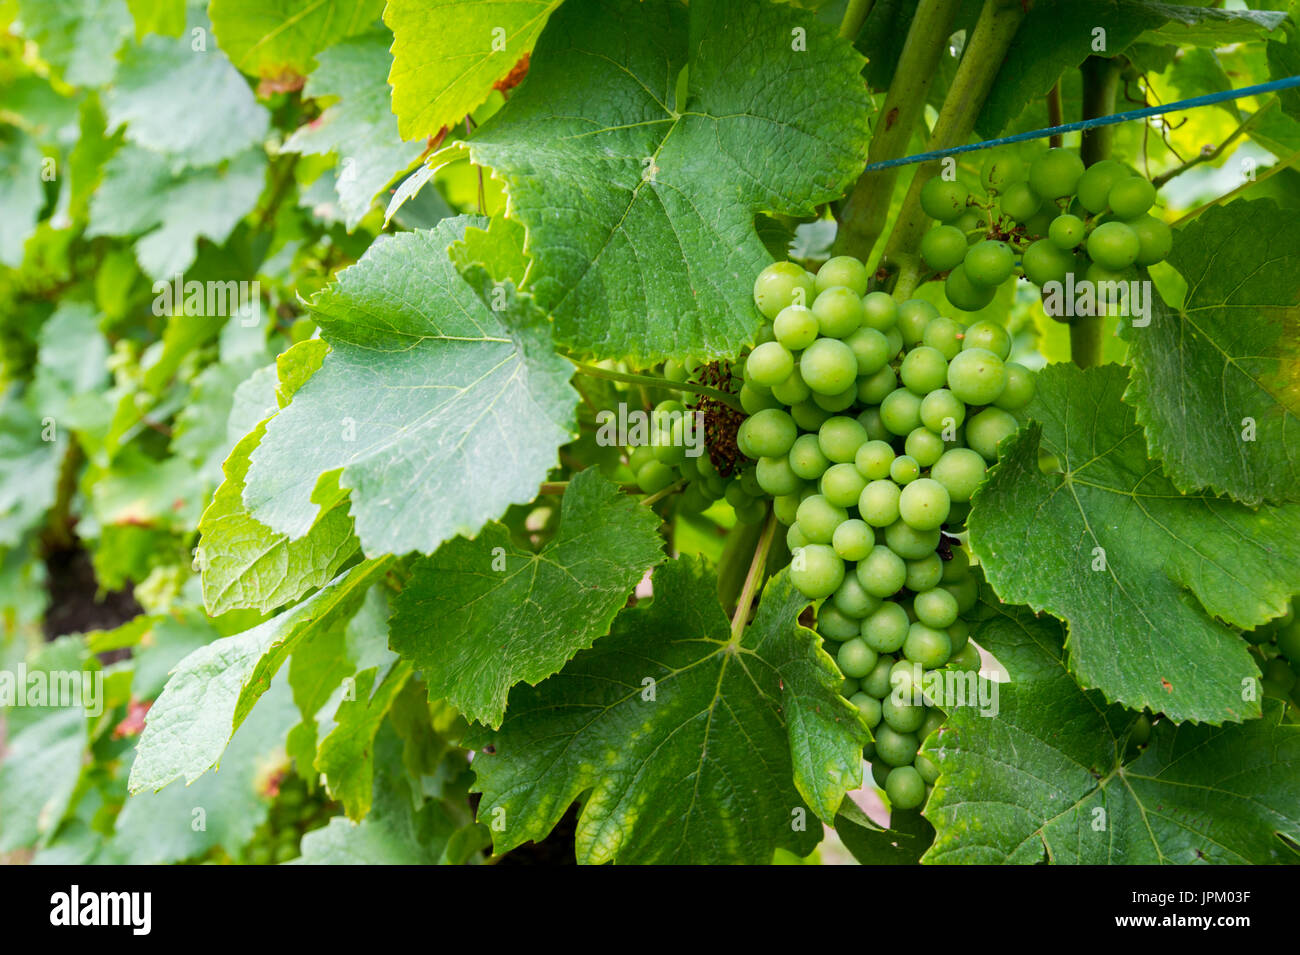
[{"left": 730, "top": 509, "right": 777, "bottom": 642}]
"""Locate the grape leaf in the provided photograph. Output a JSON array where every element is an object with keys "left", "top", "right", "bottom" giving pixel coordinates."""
[
  {"left": 128, "top": 559, "right": 390, "bottom": 793},
  {"left": 125, "top": 0, "right": 185, "bottom": 39},
  {"left": 969, "top": 363, "right": 1300, "bottom": 724},
  {"left": 15, "top": 0, "right": 133, "bottom": 88},
  {"left": 0, "top": 707, "right": 85, "bottom": 852},
  {"left": 210, "top": 0, "right": 384, "bottom": 82},
  {"left": 1122, "top": 201, "right": 1300, "bottom": 505},
  {"left": 466, "top": 0, "right": 873, "bottom": 363},
  {"left": 389, "top": 467, "right": 665, "bottom": 728},
  {"left": 0, "top": 127, "right": 45, "bottom": 267},
  {"left": 468, "top": 559, "right": 866, "bottom": 864},
  {"left": 282, "top": 31, "right": 422, "bottom": 230},
  {"left": 924, "top": 603, "right": 1300, "bottom": 864},
  {"left": 835, "top": 800, "right": 935, "bottom": 865},
  {"left": 106, "top": 21, "right": 270, "bottom": 169},
  {"left": 385, "top": 0, "right": 562, "bottom": 141},
  {"left": 1269, "top": 38, "right": 1300, "bottom": 123},
  {"left": 243, "top": 216, "right": 578, "bottom": 557},
  {"left": 86, "top": 146, "right": 267, "bottom": 279},
  {"left": 315, "top": 660, "right": 411, "bottom": 819}
]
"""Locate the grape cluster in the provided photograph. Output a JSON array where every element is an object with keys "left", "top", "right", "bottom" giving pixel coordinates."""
[
  {"left": 918, "top": 147, "right": 1172, "bottom": 312},
  {"left": 234, "top": 774, "right": 334, "bottom": 865},
  {"left": 739, "top": 255, "right": 1036, "bottom": 810},
  {"left": 1245, "top": 596, "right": 1300, "bottom": 708}
]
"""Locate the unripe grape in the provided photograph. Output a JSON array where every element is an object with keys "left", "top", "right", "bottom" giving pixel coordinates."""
[
  {"left": 999, "top": 181, "right": 1041, "bottom": 221},
  {"left": 849, "top": 693, "right": 883, "bottom": 728},
  {"left": 818, "top": 604, "right": 862, "bottom": 641},
  {"left": 966, "top": 407, "right": 1020, "bottom": 461},
  {"left": 1127, "top": 213, "right": 1173, "bottom": 266},
  {"left": 788, "top": 433, "right": 830, "bottom": 480},
  {"left": 746, "top": 341, "right": 795, "bottom": 387},
  {"left": 795, "top": 493, "right": 848, "bottom": 544},
  {"left": 1021, "top": 238, "right": 1073, "bottom": 286},
  {"left": 873, "top": 725, "right": 920, "bottom": 767},
  {"left": 1075, "top": 159, "right": 1130, "bottom": 214},
  {"left": 921, "top": 225, "right": 969, "bottom": 271},
  {"left": 1107, "top": 176, "right": 1156, "bottom": 219},
  {"left": 994, "top": 361, "right": 1036, "bottom": 411},
  {"left": 929, "top": 447, "right": 987, "bottom": 502},
  {"left": 816, "top": 255, "right": 870, "bottom": 295},
  {"left": 857, "top": 365, "right": 897, "bottom": 405},
  {"left": 981, "top": 154, "right": 1024, "bottom": 193},
  {"left": 754, "top": 261, "right": 815, "bottom": 318},
  {"left": 844, "top": 326, "right": 892, "bottom": 376},
  {"left": 861, "top": 291, "right": 899, "bottom": 331},
  {"left": 837, "top": 637, "right": 879, "bottom": 679},
  {"left": 833, "top": 573, "right": 882, "bottom": 619},
  {"left": 773, "top": 305, "right": 819, "bottom": 351},
  {"left": 964, "top": 240, "right": 1016, "bottom": 287},
  {"left": 884, "top": 520, "right": 940, "bottom": 560},
  {"left": 859, "top": 479, "right": 901, "bottom": 528},
  {"left": 920, "top": 388, "right": 965, "bottom": 434},
  {"left": 920, "top": 177, "right": 968, "bottom": 222},
  {"left": 945, "top": 263, "right": 996, "bottom": 311},
  {"left": 790, "top": 543, "right": 845, "bottom": 599},
  {"left": 889, "top": 454, "right": 920, "bottom": 485},
  {"left": 812, "top": 286, "right": 864, "bottom": 338},
  {"left": 821, "top": 462, "right": 868, "bottom": 508},
  {"left": 880, "top": 388, "right": 924, "bottom": 436},
  {"left": 898, "top": 478, "right": 950, "bottom": 530},
  {"left": 900, "top": 345, "right": 949, "bottom": 394},
  {"left": 882, "top": 696, "right": 927, "bottom": 734},
  {"left": 947, "top": 347, "right": 1006, "bottom": 406},
  {"left": 905, "top": 552, "right": 944, "bottom": 592},
  {"left": 1048, "top": 214, "right": 1086, "bottom": 250},
  {"left": 756, "top": 455, "right": 802, "bottom": 496},
  {"left": 637, "top": 460, "right": 676, "bottom": 494},
  {"left": 770, "top": 367, "right": 811, "bottom": 405},
  {"left": 896, "top": 299, "right": 939, "bottom": 345},
  {"left": 1028, "top": 148, "right": 1085, "bottom": 199},
  {"left": 914, "top": 587, "right": 959, "bottom": 628},
  {"left": 812, "top": 385, "right": 857, "bottom": 412},
  {"left": 819, "top": 416, "right": 869, "bottom": 463},
  {"left": 737, "top": 407, "right": 797, "bottom": 458},
  {"left": 904, "top": 622, "right": 952, "bottom": 668},
  {"left": 961, "top": 320, "right": 1011, "bottom": 360},
  {"left": 799, "top": 338, "right": 858, "bottom": 394},
  {"left": 921, "top": 315, "right": 966, "bottom": 359},
  {"left": 904, "top": 427, "right": 945, "bottom": 468},
  {"left": 790, "top": 399, "right": 833, "bottom": 431},
  {"left": 855, "top": 439, "right": 895, "bottom": 481},
  {"left": 1087, "top": 221, "right": 1141, "bottom": 269},
  {"left": 856, "top": 545, "right": 907, "bottom": 598}
]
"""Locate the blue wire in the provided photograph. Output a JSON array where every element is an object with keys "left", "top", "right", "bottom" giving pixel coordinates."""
[{"left": 859, "top": 74, "right": 1300, "bottom": 173}]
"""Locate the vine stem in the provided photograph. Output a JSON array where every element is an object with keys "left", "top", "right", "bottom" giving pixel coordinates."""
[
  {"left": 1151, "top": 104, "right": 1268, "bottom": 188},
  {"left": 1046, "top": 82, "right": 1063, "bottom": 147},
  {"left": 880, "top": 0, "right": 1027, "bottom": 270},
  {"left": 641, "top": 478, "right": 688, "bottom": 508},
  {"left": 569, "top": 359, "right": 743, "bottom": 413},
  {"left": 1172, "top": 146, "right": 1300, "bottom": 227},
  {"left": 834, "top": 0, "right": 963, "bottom": 261},
  {"left": 730, "top": 509, "right": 777, "bottom": 642},
  {"left": 838, "top": 0, "right": 875, "bottom": 39}
]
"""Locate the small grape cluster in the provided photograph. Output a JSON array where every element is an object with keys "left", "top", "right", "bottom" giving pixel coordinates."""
[
  {"left": 1245, "top": 596, "right": 1300, "bottom": 708},
  {"left": 233, "top": 774, "right": 334, "bottom": 865},
  {"left": 918, "top": 147, "right": 1172, "bottom": 313},
  {"left": 737, "top": 254, "right": 1036, "bottom": 810}
]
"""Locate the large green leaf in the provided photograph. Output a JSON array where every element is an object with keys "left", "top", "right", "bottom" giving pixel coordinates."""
[
  {"left": 86, "top": 146, "right": 267, "bottom": 279},
  {"left": 243, "top": 216, "right": 578, "bottom": 557},
  {"left": 128, "top": 560, "right": 389, "bottom": 793},
  {"left": 106, "top": 21, "right": 270, "bottom": 169},
  {"left": 0, "top": 127, "right": 45, "bottom": 267},
  {"left": 315, "top": 660, "right": 411, "bottom": 819},
  {"left": 209, "top": 0, "right": 384, "bottom": 81},
  {"left": 385, "top": 0, "right": 562, "bottom": 141},
  {"left": 969, "top": 363, "right": 1300, "bottom": 724},
  {"left": 388, "top": 467, "right": 665, "bottom": 728},
  {"left": 282, "top": 31, "right": 422, "bottom": 230},
  {"left": 1122, "top": 201, "right": 1300, "bottom": 506},
  {"left": 924, "top": 603, "right": 1300, "bottom": 864},
  {"left": 835, "top": 801, "right": 934, "bottom": 865},
  {"left": 467, "top": 0, "right": 873, "bottom": 363},
  {"left": 468, "top": 559, "right": 866, "bottom": 863},
  {"left": 16, "top": 0, "right": 133, "bottom": 88}
]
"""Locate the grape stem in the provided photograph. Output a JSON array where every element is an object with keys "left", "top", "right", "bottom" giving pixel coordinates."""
[
  {"left": 1151, "top": 103, "right": 1268, "bottom": 189},
  {"left": 641, "top": 478, "right": 688, "bottom": 508},
  {"left": 730, "top": 509, "right": 777, "bottom": 642},
  {"left": 838, "top": 0, "right": 876, "bottom": 40},
  {"left": 569, "top": 359, "right": 744, "bottom": 413},
  {"left": 1047, "top": 82, "right": 1063, "bottom": 148}
]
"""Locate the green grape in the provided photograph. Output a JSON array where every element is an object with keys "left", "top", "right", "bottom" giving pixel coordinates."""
[
  {"left": 857, "top": 365, "right": 897, "bottom": 404},
  {"left": 813, "top": 386, "right": 857, "bottom": 413},
  {"left": 948, "top": 642, "right": 982, "bottom": 671},
  {"left": 796, "top": 493, "right": 848, "bottom": 543},
  {"left": 999, "top": 181, "right": 1041, "bottom": 221},
  {"left": 898, "top": 478, "right": 950, "bottom": 530},
  {"left": 929, "top": 447, "right": 986, "bottom": 502},
  {"left": 857, "top": 406, "right": 890, "bottom": 442},
  {"left": 963, "top": 240, "right": 1016, "bottom": 287},
  {"left": 799, "top": 338, "right": 858, "bottom": 395},
  {"left": 832, "top": 518, "right": 875, "bottom": 561},
  {"left": 737, "top": 407, "right": 797, "bottom": 458},
  {"left": 965, "top": 407, "right": 1019, "bottom": 461},
  {"left": 862, "top": 601, "right": 909, "bottom": 653},
  {"left": 842, "top": 678, "right": 862, "bottom": 697},
  {"left": 920, "top": 177, "right": 968, "bottom": 222},
  {"left": 946, "top": 617, "right": 970, "bottom": 653},
  {"left": 790, "top": 544, "right": 845, "bottom": 598},
  {"left": 884, "top": 520, "right": 940, "bottom": 560},
  {"left": 944, "top": 263, "right": 996, "bottom": 311},
  {"left": 981, "top": 154, "right": 1024, "bottom": 193},
  {"left": 873, "top": 725, "right": 920, "bottom": 768},
  {"left": 920, "top": 388, "right": 966, "bottom": 435},
  {"left": 941, "top": 545, "right": 970, "bottom": 583},
  {"left": 880, "top": 388, "right": 924, "bottom": 436},
  {"left": 857, "top": 545, "right": 907, "bottom": 598},
  {"left": 1028, "top": 148, "right": 1085, "bottom": 199},
  {"left": 920, "top": 225, "right": 969, "bottom": 271},
  {"left": 833, "top": 573, "right": 883, "bottom": 619},
  {"left": 677, "top": 483, "right": 709, "bottom": 513},
  {"left": 913, "top": 587, "right": 959, "bottom": 628},
  {"left": 663, "top": 359, "right": 689, "bottom": 383},
  {"left": 904, "top": 622, "right": 952, "bottom": 668},
  {"left": 790, "top": 399, "right": 833, "bottom": 431},
  {"left": 1048, "top": 214, "right": 1086, "bottom": 250},
  {"left": 941, "top": 574, "right": 980, "bottom": 614},
  {"left": 921, "top": 316, "right": 966, "bottom": 359},
  {"left": 739, "top": 383, "right": 780, "bottom": 415},
  {"left": 821, "top": 462, "right": 868, "bottom": 508},
  {"left": 750, "top": 341, "right": 800, "bottom": 390},
  {"left": 734, "top": 498, "right": 767, "bottom": 524},
  {"left": 913, "top": 752, "right": 940, "bottom": 786},
  {"left": 844, "top": 327, "right": 892, "bottom": 376},
  {"left": 849, "top": 692, "right": 883, "bottom": 728},
  {"left": 812, "top": 286, "right": 864, "bottom": 338},
  {"left": 946, "top": 347, "right": 1006, "bottom": 406},
  {"left": 818, "top": 604, "right": 861, "bottom": 641},
  {"left": 1087, "top": 221, "right": 1141, "bottom": 269},
  {"left": 739, "top": 466, "right": 763, "bottom": 499},
  {"left": 637, "top": 460, "right": 676, "bottom": 494},
  {"left": 870, "top": 761, "right": 892, "bottom": 788},
  {"left": 896, "top": 300, "right": 939, "bottom": 346},
  {"left": 755, "top": 323, "right": 776, "bottom": 345},
  {"left": 855, "top": 439, "right": 895, "bottom": 481},
  {"left": 1107, "top": 176, "right": 1156, "bottom": 219},
  {"left": 773, "top": 305, "right": 819, "bottom": 351},
  {"left": 919, "top": 706, "right": 947, "bottom": 741},
  {"left": 889, "top": 455, "right": 920, "bottom": 485},
  {"left": 904, "top": 427, "right": 945, "bottom": 468},
  {"left": 861, "top": 291, "right": 899, "bottom": 331},
  {"left": 651, "top": 422, "right": 688, "bottom": 468},
  {"left": 905, "top": 552, "right": 944, "bottom": 592},
  {"left": 1127, "top": 213, "right": 1173, "bottom": 265},
  {"left": 861, "top": 658, "right": 894, "bottom": 698},
  {"left": 837, "top": 638, "right": 879, "bottom": 679},
  {"left": 771, "top": 368, "right": 811, "bottom": 405},
  {"left": 773, "top": 491, "right": 801, "bottom": 525},
  {"left": 889, "top": 658, "right": 923, "bottom": 700},
  {"left": 786, "top": 522, "right": 809, "bottom": 551},
  {"left": 858, "top": 479, "right": 901, "bottom": 528},
  {"left": 754, "top": 261, "right": 816, "bottom": 318},
  {"left": 789, "top": 433, "right": 831, "bottom": 480},
  {"left": 900, "top": 345, "right": 949, "bottom": 394},
  {"left": 993, "top": 361, "right": 1035, "bottom": 411},
  {"left": 1021, "top": 238, "right": 1073, "bottom": 286},
  {"left": 816, "top": 255, "right": 870, "bottom": 295},
  {"left": 1075, "top": 159, "right": 1130, "bottom": 214},
  {"left": 628, "top": 444, "right": 656, "bottom": 471},
  {"left": 819, "top": 416, "right": 869, "bottom": 463},
  {"left": 724, "top": 480, "right": 753, "bottom": 509},
  {"left": 961, "top": 320, "right": 1011, "bottom": 360},
  {"left": 882, "top": 696, "right": 927, "bottom": 733},
  {"left": 756, "top": 455, "right": 802, "bottom": 496},
  {"left": 883, "top": 325, "right": 904, "bottom": 359}
]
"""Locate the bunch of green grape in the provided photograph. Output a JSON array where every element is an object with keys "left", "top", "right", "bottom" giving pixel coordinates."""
[
  {"left": 234, "top": 774, "right": 334, "bottom": 865},
  {"left": 1245, "top": 596, "right": 1300, "bottom": 709},
  {"left": 739, "top": 254, "right": 1036, "bottom": 810},
  {"left": 918, "top": 147, "right": 1173, "bottom": 312}
]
